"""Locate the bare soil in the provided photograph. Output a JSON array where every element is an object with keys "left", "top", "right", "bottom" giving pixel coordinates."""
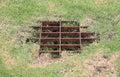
[
  {"left": 28, "top": 50, "right": 120, "bottom": 77},
  {"left": 83, "top": 50, "right": 120, "bottom": 77}
]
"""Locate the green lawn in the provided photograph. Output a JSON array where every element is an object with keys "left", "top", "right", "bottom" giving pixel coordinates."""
[{"left": 0, "top": 0, "right": 120, "bottom": 77}]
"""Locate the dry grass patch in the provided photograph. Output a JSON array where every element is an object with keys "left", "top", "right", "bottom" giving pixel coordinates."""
[
  {"left": 63, "top": 49, "right": 120, "bottom": 77},
  {"left": 83, "top": 50, "right": 120, "bottom": 77},
  {"left": 98, "top": 0, "right": 108, "bottom": 3},
  {"left": 28, "top": 53, "right": 70, "bottom": 68},
  {"left": 48, "top": 2, "right": 57, "bottom": 12},
  {"left": 0, "top": 51, "right": 18, "bottom": 69}
]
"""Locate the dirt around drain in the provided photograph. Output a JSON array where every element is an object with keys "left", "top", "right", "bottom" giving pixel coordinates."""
[
  {"left": 83, "top": 50, "right": 120, "bottom": 77},
  {"left": 28, "top": 53, "right": 71, "bottom": 68}
]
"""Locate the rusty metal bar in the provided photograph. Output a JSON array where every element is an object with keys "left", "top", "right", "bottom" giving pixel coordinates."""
[
  {"left": 38, "top": 23, "right": 42, "bottom": 55},
  {"left": 27, "top": 37, "right": 97, "bottom": 42},
  {"left": 39, "top": 51, "right": 61, "bottom": 53},
  {"left": 30, "top": 26, "right": 88, "bottom": 29},
  {"left": 40, "top": 44, "right": 82, "bottom": 49},
  {"left": 59, "top": 19, "right": 62, "bottom": 53},
  {"left": 79, "top": 24, "right": 82, "bottom": 52},
  {"left": 40, "top": 32, "right": 95, "bottom": 37}
]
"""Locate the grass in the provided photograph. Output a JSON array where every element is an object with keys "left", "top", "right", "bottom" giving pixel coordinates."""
[{"left": 0, "top": 0, "right": 120, "bottom": 77}]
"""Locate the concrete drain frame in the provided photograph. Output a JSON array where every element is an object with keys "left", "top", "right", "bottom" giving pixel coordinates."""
[{"left": 27, "top": 19, "right": 98, "bottom": 58}]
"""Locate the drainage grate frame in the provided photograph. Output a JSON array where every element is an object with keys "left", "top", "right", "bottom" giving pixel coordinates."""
[{"left": 27, "top": 20, "right": 98, "bottom": 57}]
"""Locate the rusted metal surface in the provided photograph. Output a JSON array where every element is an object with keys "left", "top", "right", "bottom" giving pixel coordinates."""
[
  {"left": 27, "top": 37, "right": 97, "bottom": 42},
  {"left": 30, "top": 26, "right": 88, "bottom": 31},
  {"left": 40, "top": 44, "right": 82, "bottom": 50},
  {"left": 27, "top": 20, "right": 98, "bottom": 57},
  {"left": 29, "top": 32, "right": 95, "bottom": 37}
]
